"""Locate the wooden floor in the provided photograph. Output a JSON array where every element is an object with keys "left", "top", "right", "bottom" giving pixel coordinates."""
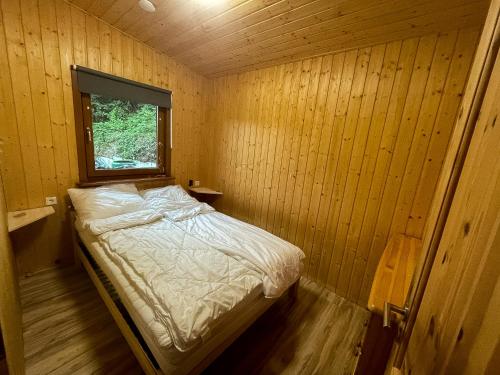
[{"left": 20, "top": 267, "right": 369, "bottom": 375}]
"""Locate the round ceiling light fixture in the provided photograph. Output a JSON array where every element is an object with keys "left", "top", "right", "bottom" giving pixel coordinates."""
[{"left": 138, "top": 0, "right": 156, "bottom": 12}]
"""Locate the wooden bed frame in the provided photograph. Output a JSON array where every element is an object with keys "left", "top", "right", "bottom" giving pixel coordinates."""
[{"left": 68, "top": 180, "right": 299, "bottom": 375}]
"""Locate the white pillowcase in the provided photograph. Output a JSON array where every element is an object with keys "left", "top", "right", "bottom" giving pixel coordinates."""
[
  {"left": 68, "top": 183, "right": 145, "bottom": 223},
  {"left": 140, "top": 185, "right": 195, "bottom": 202},
  {"left": 140, "top": 185, "right": 206, "bottom": 216}
]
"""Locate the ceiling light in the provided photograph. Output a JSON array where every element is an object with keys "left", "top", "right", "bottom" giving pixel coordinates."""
[{"left": 139, "top": 0, "right": 156, "bottom": 12}]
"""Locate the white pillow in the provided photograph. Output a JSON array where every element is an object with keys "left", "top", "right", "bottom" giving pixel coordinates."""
[
  {"left": 140, "top": 185, "right": 195, "bottom": 202},
  {"left": 68, "top": 183, "right": 145, "bottom": 223},
  {"left": 140, "top": 185, "right": 201, "bottom": 214}
]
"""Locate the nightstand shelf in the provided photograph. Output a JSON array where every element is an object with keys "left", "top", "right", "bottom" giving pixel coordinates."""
[
  {"left": 188, "top": 187, "right": 223, "bottom": 195},
  {"left": 188, "top": 187, "right": 223, "bottom": 204},
  {"left": 7, "top": 206, "right": 55, "bottom": 232}
]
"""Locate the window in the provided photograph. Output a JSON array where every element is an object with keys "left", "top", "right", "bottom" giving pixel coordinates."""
[
  {"left": 72, "top": 66, "right": 171, "bottom": 183},
  {"left": 91, "top": 95, "right": 159, "bottom": 171}
]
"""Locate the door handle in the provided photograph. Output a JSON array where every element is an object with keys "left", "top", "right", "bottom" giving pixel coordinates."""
[
  {"left": 86, "top": 127, "right": 92, "bottom": 143},
  {"left": 383, "top": 302, "right": 409, "bottom": 328}
]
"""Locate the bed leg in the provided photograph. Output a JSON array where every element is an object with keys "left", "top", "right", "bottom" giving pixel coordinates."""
[
  {"left": 72, "top": 237, "right": 82, "bottom": 269},
  {"left": 74, "top": 246, "right": 82, "bottom": 269},
  {"left": 288, "top": 279, "right": 299, "bottom": 302},
  {"left": 69, "top": 210, "right": 82, "bottom": 269}
]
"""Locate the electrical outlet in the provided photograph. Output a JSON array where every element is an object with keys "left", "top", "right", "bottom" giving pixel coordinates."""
[
  {"left": 193, "top": 180, "right": 200, "bottom": 187},
  {"left": 45, "top": 196, "right": 57, "bottom": 205}
]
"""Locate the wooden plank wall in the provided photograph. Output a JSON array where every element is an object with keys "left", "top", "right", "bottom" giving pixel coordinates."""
[
  {"left": 0, "top": 0, "right": 208, "bottom": 275},
  {"left": 0, "top": 173, "right": 24, "bottom": 375},
  {"left": 202, "top": 28, "right": 480, "bottom": 305}
]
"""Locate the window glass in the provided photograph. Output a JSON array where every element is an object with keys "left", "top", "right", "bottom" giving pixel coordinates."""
[{"left": 90, "top": 94, "right": 158, "bottom": 170}]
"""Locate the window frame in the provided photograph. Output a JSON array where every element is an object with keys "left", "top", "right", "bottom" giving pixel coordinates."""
[{"left": 72, "top": 69, "right": 171, "bottom": 183}]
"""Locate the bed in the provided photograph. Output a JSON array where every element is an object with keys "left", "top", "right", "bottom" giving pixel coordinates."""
[{"left": 68, "top": 181, "right": 304, "bottom": 374}]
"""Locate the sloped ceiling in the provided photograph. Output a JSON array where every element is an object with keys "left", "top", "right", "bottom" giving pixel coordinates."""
[{"left": 68, "top": 0, "right": 489, "bottom": 77}]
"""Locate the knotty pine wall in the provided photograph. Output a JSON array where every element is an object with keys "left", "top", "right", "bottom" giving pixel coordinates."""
[
  {"left": 202, "top": 28, "right": 480, "bottom": 304},
  {"left": 0, "top": 0, "right": 208, "bottom": 275}
]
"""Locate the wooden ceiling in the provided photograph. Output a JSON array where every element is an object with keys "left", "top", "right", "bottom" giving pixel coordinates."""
[{"left": 68, "top": 0, "right": 489, "bottom": 77}]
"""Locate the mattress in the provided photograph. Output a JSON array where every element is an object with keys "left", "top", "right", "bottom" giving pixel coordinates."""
[{"left": 75, "top": 220, "right": 267, "bottom": 371}]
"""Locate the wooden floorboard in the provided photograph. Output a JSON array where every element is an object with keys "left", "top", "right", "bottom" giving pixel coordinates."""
[{"left": 20, "top": 266, "right": 369, "bottom": 375}]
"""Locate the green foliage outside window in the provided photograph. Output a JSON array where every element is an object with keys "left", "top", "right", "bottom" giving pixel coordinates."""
[{"left": 91, "top": 94, "right": 158, "bottom": 167}]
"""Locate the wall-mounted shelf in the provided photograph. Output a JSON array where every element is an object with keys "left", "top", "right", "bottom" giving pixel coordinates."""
[
  {"left": 188, "top": 187, "right": 223, "bottom": 204},
  {"left": 356, "top": 234, "right": 422, "bottom": 374},
  {"left": 368, "top": 234, "right": 422, "bottom": 316},
  {"left": 7, "top": 206, "right": 55, "bottom": 232},
  {"left": 188, "top": 187, "right": 223, "bottom": 195}
]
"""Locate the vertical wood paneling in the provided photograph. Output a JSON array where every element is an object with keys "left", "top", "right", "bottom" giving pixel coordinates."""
[
  {"left": 0, "top": 4, "right": 27, "bottom": 211},
  {"left": 293, "top": 55, "right": 334, "bottom": 250},
  {"left": 204, "top": 29, "right": 479, "bottom": 304},
  {"left": 85, "top": 14, "right": 99, "bottom": 70},
  {"left": 2, "top": 0, "right": 45, "bottom": 208},
  {"left": 323, "top": 46, "right": 371, "bottom": 289},
  {"left": 266, "top": 62, "right": 301, "bottom": 231},
  {"left": 333, "top": 44, "right": 386, "bottom": 296},
  {"left": 354, "top": 37, "right": 420, "bottom": 302},
  {"left": 304, "top": 52, "right": 346, "bottom": 281},
  {"left": 21, "top": 0, "right": 58, "bottom": 202},
  {"left": 405, "top": 29, "right": 479, "bottom": 236},
  {"left": 98, "top": 21, "right": 112, "bottom": 74},
  {"left": 279, "top": 59, "right": 313, "bottom": 240},
  {"left": 343, "top": 41, "right": 401, "bottom": 300},
  {"left": 0, "top": 0, "right": 208, "bottom": 275},
  {"left": 56, "top": 1, "right": 79, "bottom": 186},
  {"left": 313, "top": 50, "right": 357, "bottom": 284}
]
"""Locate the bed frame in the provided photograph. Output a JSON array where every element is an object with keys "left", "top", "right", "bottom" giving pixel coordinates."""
[{"left": 68, "top": 181, "right": 299, "bottom": 375}]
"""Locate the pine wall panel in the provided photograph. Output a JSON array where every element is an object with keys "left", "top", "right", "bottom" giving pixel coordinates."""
[
  {"left": 202, "top": 28, "right": 480, "bottom": 304},
  {"left": 0, "top": 0, "right": 208, "bottom": 275}
]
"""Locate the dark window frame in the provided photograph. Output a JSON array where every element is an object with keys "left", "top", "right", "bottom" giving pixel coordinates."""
[{"left": 71, "top": 67, "right": 171, "bottom": 184}]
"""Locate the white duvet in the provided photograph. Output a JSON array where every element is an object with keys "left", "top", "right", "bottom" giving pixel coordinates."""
[
  {"left": 170, "top": 211, "right": 304, "bottom": 299},
  {"left": 83, "top": 199, "right": 304, "bottom": 352}
]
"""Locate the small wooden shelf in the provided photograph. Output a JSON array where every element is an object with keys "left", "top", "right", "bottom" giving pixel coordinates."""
[
  {"left": 188, "top": 187, "right": 223, "bottom": 195},
  {"left": 357, "top": 234, "right": 422, "bottom": 374},
  {"left": 7, "top": 206, "right": 55, "bottom": 232},
  {"left": 368, "top": 234, "right": 422, "bottom": 316}
]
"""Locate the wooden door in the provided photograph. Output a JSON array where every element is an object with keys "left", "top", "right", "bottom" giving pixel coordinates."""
[
  {"left": 402, "top": 45, "right": 500, "bottom": 375},
  {"left": 391, "top": 0, "right": 500, "bottom": 369}
]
